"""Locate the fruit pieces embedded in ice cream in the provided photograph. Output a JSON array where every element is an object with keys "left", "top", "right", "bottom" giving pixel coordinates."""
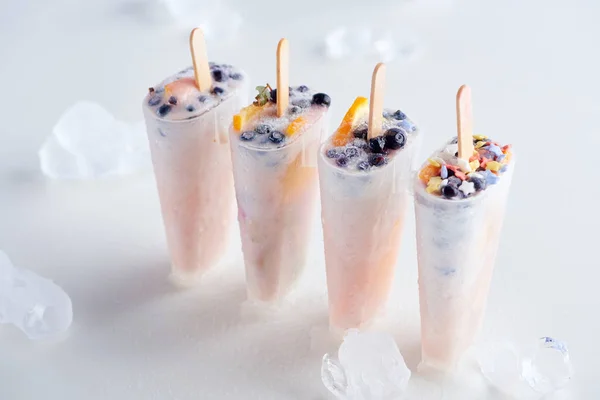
[
  {"left": 322, "top": 98, "right": 419, "bottom": 172},
  {"left": 319, "top": 99, "right": 420, "bottom": 331},
  {"left": 232, "top": 85, "right": 330, "bottom": 148},
  {"left": 417, "top": 135, "right": 513, "bottom": 199},
  {"left": 230, "top": 85, "right": 331, "bottom": 301},
  {"left": 144, "top": 62, "right": 246, "bottom": 121}
]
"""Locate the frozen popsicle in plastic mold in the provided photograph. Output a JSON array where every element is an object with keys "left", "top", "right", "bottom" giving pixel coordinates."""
[{"left": 0, "top": 251, "right": 72, "bottom": 340}]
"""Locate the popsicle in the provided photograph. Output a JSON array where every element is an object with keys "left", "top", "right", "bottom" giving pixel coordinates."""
[
  {"left": 229, "top": 39, "right": 331, "bottom": 302},
  {"left": 142, "top": 28, "right": 248, "bottom": 283},
  {"left": 319, "top": 63, "right": 420, "bottom": 331},
  {"left": 414, "top": 85, "right": 514, "bottom": 371}
]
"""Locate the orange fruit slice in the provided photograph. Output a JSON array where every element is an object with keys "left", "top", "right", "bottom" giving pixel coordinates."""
[
  {"left": 164, "top": 77, "right": 196, "bottom": 97},
  {"left": 418, "top": 165, "right": 441, "bottom": 184},
  {"left": 332, "top": 96, "right": 369, "bottom": 147},
  {"left": 233, "top": 104, "right": 264, "bottom": 132},
  {"left": 286, "top": 116, "right": 306, "bottom": 137}
]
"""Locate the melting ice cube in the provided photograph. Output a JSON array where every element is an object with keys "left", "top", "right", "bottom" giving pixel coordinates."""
[
  {"left": 39, "top": 101, "right": 151, "bottom": 180},
  {"left": 0, "top": 250, "right": 73, "bottom": 340},
  {"left": 322, "top": 329, "right": 411, "bottom": 400},
  {"left": 477, "top": 338, "right": 573, "bottom": 399}
]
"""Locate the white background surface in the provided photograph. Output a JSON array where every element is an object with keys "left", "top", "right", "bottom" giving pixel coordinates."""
[{"left": 1, "top": 0, "right": 598, "bottom": 398}]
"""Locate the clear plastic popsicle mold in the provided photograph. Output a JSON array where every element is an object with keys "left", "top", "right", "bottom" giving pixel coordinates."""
[{"left": 0, "top": 251, "right": 73, "bottom": 340}]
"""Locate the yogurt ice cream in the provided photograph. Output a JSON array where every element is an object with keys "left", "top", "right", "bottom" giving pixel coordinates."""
[
  {"left": 229, "top": 85, "right": 330, "bottom": 301},
  {"left": 143, "top": 63, "right": 248, "bottom": 282},
  {"left": 319, "top": 97, "right": 420, "bottom": 331},
  {"left": 415, "top": 134, "right": 514, "bottom": 370}
]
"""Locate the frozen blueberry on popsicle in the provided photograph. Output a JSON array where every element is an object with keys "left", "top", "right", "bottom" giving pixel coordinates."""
[
  {"left": 157, "top": 104, "right": 172, "bottom": 117},
  {"left": 230, "top": 73, "right": 243, "bottom": 80},
  {"left": 336, "top": 157, "right": 349, "bottom": 167},
  {"left": 290, "top": 106, "right": 301, "bottom": 114},
  {"left": 354, "top": 127, "right": 368, "bottom": 140},
  {"left": 312, "top": 93, "right": 331, "bottom": 107},
  {"left": 345, "top": 147, "right": 359, "bottom": 158},
  {"left": 240, "top": 131, "right": 256, "bottom": 141},
  {"left": 255, "top": 124, "right": 272, "bottom": 135},
  {"left": 392, "top": 110, "right": 407, "bottom": 120},
  {"left": 270, "top": 88, "right": 278, "bottom": 103},
  {"left": 297, "top": 85, "right": 309, "bottom": 92},
  {"left": 198, "top": 95, "right": 208, "bottom": 103},
  {"left": 211, "top": 87, "right": 225, "bottom": 95},
  {"left": 441, "top": 184, "right": 459, "bottom": 199},
  {"left": 326, "top": 148, "right": 341, "bottom": 158},
  {"left": 384, "top": 128, "right": 407, "bottom": 150},
  {"left": 269, "top": 131, "right": 285, "bottom": 144},
  {"left": 357, "top": 160, "right": 370, "bottom": 171},
  {"left": 212, "top": 69, "right": 227, "bottom": 82},
  {"left": 186, "top": 104, "right": 195, "bottom": 112},
  {"left": 168, "top": 96, "right": 178, "bottom": 105},
  {"left": 369, "top": 136, "right": 386, "bottom": 153},
  {"left": 469, "top": 175, "right": 486, "bottom": 191},
  {"left": 369, "top": 154, "right": 386, "bottom": 167},
  {"left": 447, "top": 176, "right": 462, "bottom": 187}
]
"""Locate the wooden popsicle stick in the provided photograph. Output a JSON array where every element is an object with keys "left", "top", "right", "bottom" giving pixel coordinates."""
[
  {"left": 367, "top": 63, "right": 386, "bottom": 140},
  {"left": 189, "top": 28, "right": 212, "bottom": 91},
  {"left": 456, "top": 84, "right": 474, "bottom": 160},
  {"left": 276, "top": 38, "right": 290, "bottom": 118}
]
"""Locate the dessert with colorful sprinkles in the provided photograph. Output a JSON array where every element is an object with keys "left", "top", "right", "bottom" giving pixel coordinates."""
[
  {"left": 319, "top": 64, "right": 420, "bottom": 331},
  {"left": 415, "top": 85, "right": 515, "bottom": 371},
  {"left": 142, "top": 28, "right": 248, "bottom": 283},
  {"left": 417, "top": 134, "right": 512, "bottom": 199},
  {"left": 229, "top": 39, "right": 330, "bottom": 302}
]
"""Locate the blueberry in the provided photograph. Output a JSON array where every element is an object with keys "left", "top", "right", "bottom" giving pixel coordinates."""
[
  {"left": 357, "top": 160, "right": 370, "bottom": 171},
  {"left": 157, "top": 104, "right": 172, "bottom": 117},
  {"left": 384, "top": 128, "right": 407, "bottom": 150},
  {"left": 292, "top": 99, "right": 311, "bottom": 109},
  {"left": 255, "top": 124, "right": 272, "bottom": 135},
  {"left": 312, "top": 93, "right": 331, "bottom": 107},
  {"left": 447, "top": 176, "right": 462, "bottom": 187},
  {"left": 369, "top": 154, "right": 386, "bottom": 167},
  {"left": 297, "top": 85, "right": 309, "bottom": 92},
  {"left": 450, "top": 137, "right": 459, "bottom": 144},
  {"left": 392, "top": 110, "right": 407, "bottom": 120},
  {"left": 168, "top": 96, "right": 178, "bottom": 105},
  {"left": 345, "top": 147, "right": 359, "bottom": 158},
  {"left": 240, "top": 131, "right": 256, "bottom": 141},
  {"left": 336, "top": 157, "right": 349, "bottom": 167},
  {"left": 186, "top": 104, "right": 195, "bottom": 112},
  {"left": 447, "top": 168, "right": 455, "bottom": 177},
  {"left": 269, "top": 131, "right": 285, "bottom": 144},
  {"left": 229, "top": 73, "right": 243, "bottom": 80},
  {"left": 469, "top": 175, "right": 486, "bottom": 191},
  {"left": 148, "top": 95, "right": 161, "bottom": 106},
  {"left": 270, "top": 88, "right": 277, "bottom": 103},
  {"left": 368, "top": 136, "right": 386, "bottom": 153},
  {"left": 326, "top": 148, "right": 341, "bottom": 158},
  {"left": 211, "top": 69, "right": 227, "bottom": 82},
  {"left": 353, "top": 127, "right": 368, "bottom": 140},
  {"left": 211, "top": 87, "right": 225, "bottom": 95},
  {"left": 441, "top": 184, "right": 459, "bottom": 199},
  {"left": 290, "top": 106, "right": 301, "bottom": 114},
  {"left": 198, "top": 95, "right": 208, "bottom": 103}
]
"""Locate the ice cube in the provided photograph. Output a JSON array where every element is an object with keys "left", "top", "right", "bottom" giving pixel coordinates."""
[
  {"left": 321, "top": 329, "right": 411, "bottom": 400},
  {"left": 159, "top": 0, "right": 242, "bottom": 42},
  {"left": 0, "top": 250, "right": 72, "bottom": 340},
  {"left": 477, "top": 338, "right": 573, "bottom": 399},
  {"left": 39, "top": 101, "right": 151, "bottom": 180}
]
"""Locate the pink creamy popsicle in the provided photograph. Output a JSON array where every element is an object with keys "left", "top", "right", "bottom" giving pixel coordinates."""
[{"left": 143, "top": 57, "right": 248, "bottom": 282}]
